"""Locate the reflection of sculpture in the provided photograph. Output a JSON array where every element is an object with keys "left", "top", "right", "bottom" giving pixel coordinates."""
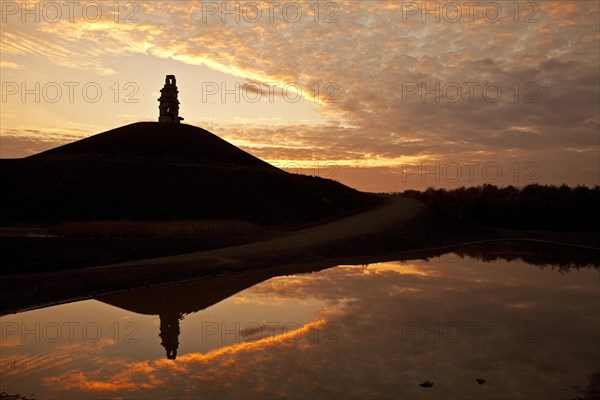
[
  {"left": 159, "top": 312, "right": 182, "bottom": 360},
  {"left": 96, "top": 266, "right": 329, "bottom": 360},
  {"left": 158, "top": 75, "right": 184, "bottom": 123}
]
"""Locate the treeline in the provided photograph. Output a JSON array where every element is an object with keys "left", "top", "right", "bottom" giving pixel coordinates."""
[{"left": 400, "top": 184, "right": 600, "bottom": 232}]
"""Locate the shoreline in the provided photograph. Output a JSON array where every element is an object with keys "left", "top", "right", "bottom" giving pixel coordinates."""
[
  {"left": 2, "top": 235, "right": 598, "bottom": 316},
  {"left": 1, "top": 196, "right": 599, "bottom": 316}
]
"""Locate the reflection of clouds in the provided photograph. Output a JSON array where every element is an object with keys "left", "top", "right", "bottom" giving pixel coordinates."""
[
  {"left": 43, "top": 361, "right": 165, "bottom": 392},
  {"left": 1, "top": 339, "right": 116, "bottom": 382},
  {"left": 242, "top": 262, "right": 437, "bottom": 303},
  {"left": 20, "top": 257, "right": 599, "bottom": 399},
  {"left": 220, "top": 258, "right": 599, "bottom": 398},
  {"left": 363, "top": 262, "right": 437, "bottom": 277},
  {"left": 38, "top": 319, "right": 329, "bottom": 396},
  {"left": 2, "top": 1, "right": 598, "bottom": 187}
]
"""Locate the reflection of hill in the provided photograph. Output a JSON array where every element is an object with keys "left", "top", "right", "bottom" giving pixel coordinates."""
[
  {"left": 97, "top": 240, "right": 599, "bottom": 317},
  {"left": 96, "top": 267, "right": 308, "bottom": 316},
  {"left": 95, "top": 242, "right": 597, "bottom": 359},
  {"left": 96, "top": 266, "right": 328, "bottom": 359}
]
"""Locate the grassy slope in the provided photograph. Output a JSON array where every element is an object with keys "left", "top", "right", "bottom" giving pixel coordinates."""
[{"left": 1, "top": 122, "right": 379, "bottom": 225}]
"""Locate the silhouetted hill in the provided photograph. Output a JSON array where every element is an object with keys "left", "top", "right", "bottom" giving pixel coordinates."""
[
  {"left": 30, "top": 122, "right": 274, "bottom": 168},
  {"left": 1, "top": 122, "right": 378, "bottom": 225}
]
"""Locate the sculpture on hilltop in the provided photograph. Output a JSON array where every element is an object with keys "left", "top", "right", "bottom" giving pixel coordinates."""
[{"left": 158, "top": 75, "right": 184, "bottom": 123}]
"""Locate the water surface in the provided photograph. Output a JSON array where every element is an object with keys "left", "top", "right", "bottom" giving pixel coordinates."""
[{"left": 1, "top": 251, "right": 598, "bottom": 399}]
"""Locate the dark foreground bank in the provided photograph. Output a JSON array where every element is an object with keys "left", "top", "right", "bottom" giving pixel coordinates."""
[{"left": 1, "top": 196, "right": 598, "bottom": 316}]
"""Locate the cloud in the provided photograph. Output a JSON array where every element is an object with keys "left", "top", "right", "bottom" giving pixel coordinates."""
[
  {"left": 0, "top": 127, "right": 89, "bottom": 157},
  {"left": 0, "top": 60, "right": 21, "bottom": 69}
]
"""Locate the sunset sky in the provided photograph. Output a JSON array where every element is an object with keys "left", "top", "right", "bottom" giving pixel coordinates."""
[{"left": 1, "top": 0, "right": 599, "bottom": 191}]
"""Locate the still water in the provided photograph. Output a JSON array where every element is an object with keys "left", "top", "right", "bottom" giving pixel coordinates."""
[{"left": 1, "top": 251, "right": 599, "bottom": 399}]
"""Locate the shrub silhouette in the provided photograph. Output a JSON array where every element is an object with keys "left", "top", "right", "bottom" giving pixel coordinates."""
[{"left": 401, "top": 184, "right": 600, "bottom": 231}]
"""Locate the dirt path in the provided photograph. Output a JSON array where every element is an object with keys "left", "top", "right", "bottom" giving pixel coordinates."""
[{"left": 99, "top": 196, "right": 422, "bottom": 269}]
